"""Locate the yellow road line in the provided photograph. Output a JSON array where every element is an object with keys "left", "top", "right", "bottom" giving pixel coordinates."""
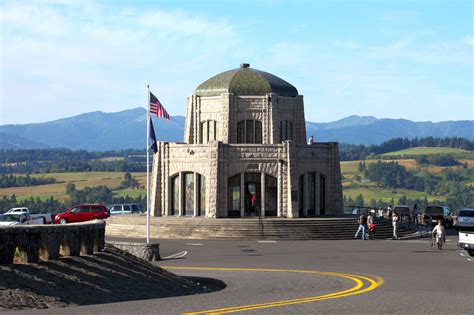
[{"left": 161, "top": 266, "right": 384, "bottom": 315}]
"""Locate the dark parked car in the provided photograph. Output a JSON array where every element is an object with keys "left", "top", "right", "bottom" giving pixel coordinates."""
[
  {"left": 54, "top": 204, "right": 109, "bottom": 224},
  {"left": 423, "top": 205, "right": 453, "bottom": 227}
]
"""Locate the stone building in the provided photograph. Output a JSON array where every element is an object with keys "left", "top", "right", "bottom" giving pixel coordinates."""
[{"left": 150, "top": 64, "right": 343, "bottom": 218}]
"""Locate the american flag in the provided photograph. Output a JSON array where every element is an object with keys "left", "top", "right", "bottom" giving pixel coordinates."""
[{"left": 149, "top": 91, "right": 170, "bottom": 120}]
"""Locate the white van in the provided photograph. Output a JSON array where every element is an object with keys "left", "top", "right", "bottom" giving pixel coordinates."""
[{"left": 455, "top": 208, "right": 474, "bottom": 256}]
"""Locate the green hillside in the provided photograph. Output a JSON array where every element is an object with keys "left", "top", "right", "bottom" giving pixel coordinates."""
[
  {"left": 341, "top": 155, "right": 473, "bottom": 207},
  {"left": 381, "top": 147, "right": 469, "bottom": 156},
  {"left": 0, "top": 172, "right": 145, "bottom": 202}
]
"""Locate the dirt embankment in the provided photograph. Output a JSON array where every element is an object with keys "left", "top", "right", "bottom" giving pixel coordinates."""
[{"left": 0, "top": 244, "right": 223, "bottom": 310}]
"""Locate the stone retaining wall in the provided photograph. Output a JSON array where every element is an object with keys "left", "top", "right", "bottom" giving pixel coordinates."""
[
  {"left": 108, "top": 241, "right": 161, "bottom": 261},
  {"left": 0, "top": 221, "right": 105, "bottom": 264}
]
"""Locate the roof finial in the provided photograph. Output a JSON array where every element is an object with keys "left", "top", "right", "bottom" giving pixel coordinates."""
[{"left": 240, "top": 63, "right": 250, "bottom": 68}]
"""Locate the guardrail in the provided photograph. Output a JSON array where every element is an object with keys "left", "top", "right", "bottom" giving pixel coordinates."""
[{"left": 0, "top": 220, "right": 105, "bottom": 264}]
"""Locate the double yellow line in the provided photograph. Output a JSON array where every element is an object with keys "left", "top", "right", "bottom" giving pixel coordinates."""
[{"left": 162, "top": 266, "right": 384, "bottom": 315}]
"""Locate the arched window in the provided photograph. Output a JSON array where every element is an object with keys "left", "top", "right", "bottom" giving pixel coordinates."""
[
  {"left": 237, "top": 120, "right": 262, "bottom": 143},
  {"left": 171, "top": 175, "right": 179, "bottom": 215},
  {"left": 170, "top": 173, "right": 206, "bottom": 216},
  {"left": 200, "top": 120, "right": 217, "bottom": 144},
  {"left": 198, "top": 174, "right": 205, "bottom": 216},
  {"left": 265, "top": 175, "right": 277, "bottom": 217},
  {"left": 279, "top": 120, "right": 293, "bottom": 142},
  {"left": 183, "top": 172, "right": 195, "bottom": 216},
  {"left": 228, "top": 174, "right": 241, "bottom": 217}
]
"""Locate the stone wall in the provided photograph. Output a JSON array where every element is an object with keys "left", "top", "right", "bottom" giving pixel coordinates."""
[
  {"left": 184, "top": 93, "right": 306, "bottom": 145},
  {"left": 0, "top": 221, "right": 105, "bottom": 264},
  {"left": 150, "top": 141, "right": 343, "bottom": 218}
]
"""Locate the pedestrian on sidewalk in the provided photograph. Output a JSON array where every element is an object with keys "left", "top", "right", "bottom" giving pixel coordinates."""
[
  {"left": 355, "top": 214, "right": 367, "bottom": 240},
  {"left": 432, "top": 220, "right": 446, "bottom": 250},
  {"left": 392, "top": 211, "right": 399, "bottom": 240},
  {"left": 366, "top": 210, "right": 375, "bottom": 239}
]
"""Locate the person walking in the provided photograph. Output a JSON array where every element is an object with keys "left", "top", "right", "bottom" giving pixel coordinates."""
[
  {"left": 368, "top": 210, "right": 374, "bottom": 227},
  {"left": 392, "top": 211, "right": 399, "bottom": 240},
  {"left": 432, "top": 220, "right": 446, "bottom": 250},
  {"left": 355, "top": 214, "right": 367, "bottom": 240},
  {"left": 367, "top": 210, "right": 375, "bottom": 239},
  {"left": 251, "top": 193, "right": 256, "bottom": 215}
]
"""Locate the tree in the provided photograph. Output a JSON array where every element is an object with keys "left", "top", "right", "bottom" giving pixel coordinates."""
[
  {"left": 66, "top": 183, "right": 76, "bottom": 195},
  {"left": 118, "top": 172, "right": 140, "bottom": 189},
  {"left": 354, "top": 194, "right": 365, "bottom": 207}
]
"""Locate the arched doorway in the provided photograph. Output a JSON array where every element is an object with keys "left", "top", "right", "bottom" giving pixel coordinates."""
[
  {"left": 227, "top": 172, "right": 278, "bottom": 218},
  {"left": 298, "top": 172, "right": 326, "bottom": 217},
  {"left": 244, "top": 173, "right": 261, "bottom": 217}
]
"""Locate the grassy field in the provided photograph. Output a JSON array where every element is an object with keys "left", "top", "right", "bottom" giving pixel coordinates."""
[
  {"left": 343, "top": 187, "right": 446, "bottom": 202},
  {"left": 1, "top": 172, "right": 146, "bottom": 202},
  {"left": 340, "top": 157, "right": 474, "bottom": 203},
  {"left": 381, "top": 147, "right": 470, "bottom": 156}
]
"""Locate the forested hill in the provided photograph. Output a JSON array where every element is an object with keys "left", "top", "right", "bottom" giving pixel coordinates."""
[
  {"left": 0, "top": 108, "right": 472, "bottom": 150},
  {"left": 340, "top": 137, "right": 473, "bottom": 161}
]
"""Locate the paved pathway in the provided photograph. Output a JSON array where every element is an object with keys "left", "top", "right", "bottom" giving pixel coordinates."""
[{"left": 18, "top": 236, "right": 473, "bottom": 315}]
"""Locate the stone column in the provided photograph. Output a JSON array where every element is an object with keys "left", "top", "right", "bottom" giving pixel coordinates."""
[
  {"left": 303, "top": 173, "right": 308, "bottom": 217},
  {"left": 194, "top": 172, "right": 198, "bottom": 217},
  {"left": 316, "top": 172, "right": 321, "bottom": 216},
  {"left": 178, "top": 172, "right": 183, "bottom": 216},
  {"left": 261, "top": 172, "right": 266, "bottom": 218},
  {"left": 286, "top": 140, "right": 299, "bottom": 218},
  {"left": 150, "top": 151, "right": 160, "bottom": 217},
  {"left": 277, "top": 159, "right": 282, "bottom": 217},
  {"left": 240, "top": 173, "right": 245, "bottom": 217}
]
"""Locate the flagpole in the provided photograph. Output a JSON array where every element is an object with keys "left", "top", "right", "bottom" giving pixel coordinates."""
[{"left": 146, "top": 85, "right": 151, "bottom": 244}]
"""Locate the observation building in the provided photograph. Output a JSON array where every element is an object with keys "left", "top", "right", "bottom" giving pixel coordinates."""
[{"left": 150, "top": 63, "right": 343, "bottom": 218}]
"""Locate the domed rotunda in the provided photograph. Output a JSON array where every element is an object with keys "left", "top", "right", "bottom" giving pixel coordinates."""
[{"left": 150, "top": 64, "right": 342, "bottom": 218}]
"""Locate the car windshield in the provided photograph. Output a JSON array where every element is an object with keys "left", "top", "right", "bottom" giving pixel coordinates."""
[
  {"left": 459, "top": 210, "right": 474, "bottom": 217},
  {"left": 0, "top": 215, "right": 21, "bottom": 222},
  {"left": 425, "top": 206, "right": 443, "bottom": 215},
  {"left": 7, "top": 208, "right": 25, "bottom": 213}
]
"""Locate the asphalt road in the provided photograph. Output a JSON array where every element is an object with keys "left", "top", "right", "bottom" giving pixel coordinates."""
[{"left": 18, "top": 235, "right": 473, "bottom": 315}]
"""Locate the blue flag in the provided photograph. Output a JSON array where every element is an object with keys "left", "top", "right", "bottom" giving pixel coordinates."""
[{"left": 149, "top": 117, "right": 158, "bottom": 153}]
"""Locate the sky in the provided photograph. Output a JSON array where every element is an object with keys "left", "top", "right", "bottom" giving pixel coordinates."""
[{"left": 0, "top": 0, "right": 472, "bottom": 125}]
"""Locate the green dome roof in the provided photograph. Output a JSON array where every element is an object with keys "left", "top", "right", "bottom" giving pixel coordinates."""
[{"left": 195, "top": 64, "right": 298, "bottom": 97}]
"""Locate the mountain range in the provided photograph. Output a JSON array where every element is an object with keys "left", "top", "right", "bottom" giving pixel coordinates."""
[{"left": 0, "top": 107, "right": 472, "bottom": 150}]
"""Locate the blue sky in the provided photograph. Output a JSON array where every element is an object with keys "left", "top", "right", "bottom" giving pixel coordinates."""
[{"left": 1, "top": 0, "right": 472, "bottom": 124}]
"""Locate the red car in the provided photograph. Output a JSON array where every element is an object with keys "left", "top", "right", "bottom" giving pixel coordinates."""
[{"left": 54, "top": 204, "right": 109, "bottom": 224}]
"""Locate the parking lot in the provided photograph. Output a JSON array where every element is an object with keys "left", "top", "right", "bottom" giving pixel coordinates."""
[{"left": 30, "top": 235, "right": 470, "bottom": 315}]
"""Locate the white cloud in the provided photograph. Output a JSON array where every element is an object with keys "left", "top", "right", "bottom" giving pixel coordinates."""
[
  {"left": 463, "top": 36, "right": 474, "bottom": 46},
  {"left": 0, "top": 1, "right": 243, "bottom": 124},
  {"left": 0, "top": 1, "right": 471, "bottom": 125}
]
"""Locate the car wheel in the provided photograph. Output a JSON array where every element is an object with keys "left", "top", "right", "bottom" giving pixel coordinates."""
[
  {"left": 59, "top": 218, "right": 67, "bottom": 224},
  {"left": 468, "top": 250, "right": 474, "bottom": 257}
]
